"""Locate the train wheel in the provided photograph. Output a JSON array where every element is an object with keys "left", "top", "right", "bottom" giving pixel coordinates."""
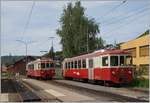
[
  {"left": 104, "top": 81, "right": 110, "bottom": 87},
  {"left": 48, "top": 77, "right": 52, "bottom": 80},
  {"left": 27, "top": 75, "right": 30, "bottom": 78},
  {"left": 82, "top": 79, "right": 88, "bottom": 83}
]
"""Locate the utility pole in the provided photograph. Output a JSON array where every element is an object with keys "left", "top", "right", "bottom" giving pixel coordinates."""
[
  {"left": 48, "top": 37, "right": 55, "bottom": 59},
  {"left": 87, "top": 27, "right": 89, "bottom": 53}
]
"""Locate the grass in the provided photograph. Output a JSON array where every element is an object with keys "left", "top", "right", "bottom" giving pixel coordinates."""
[{"left": 129, "top": 78, "right": 149, "bottom": 88}]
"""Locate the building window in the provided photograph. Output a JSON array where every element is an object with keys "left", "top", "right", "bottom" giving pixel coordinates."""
[
  {"left": 139, "top": 45, "right": 149, "bottom": 57},
  {"left": 126, "top": 48, "right": 136, "bottom": 58},
  {"left": 110, "top": 56, "right": 118, "bottom": 66},
  {"left": 102, "top": 56, "right": 108, "bottom": 66},
  {"left": 82, "top": 59, "right": 86, "bottom": 68},
  {"left": 139, "top": 64, "right": 149, "bottom": 75}
]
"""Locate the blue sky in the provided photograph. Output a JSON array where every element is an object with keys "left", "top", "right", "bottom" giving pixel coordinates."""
[{"left": 1, "top": 0, "right": 150, "bottom": 56}]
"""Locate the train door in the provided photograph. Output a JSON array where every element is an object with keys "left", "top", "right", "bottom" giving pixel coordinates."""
[{"left": 88, "top": 58, "right": 94, "bottom": 80}]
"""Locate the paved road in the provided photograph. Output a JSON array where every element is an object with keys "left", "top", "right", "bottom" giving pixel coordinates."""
[{"left": 21, "top": 78, "right": 149, "bottom": 102}]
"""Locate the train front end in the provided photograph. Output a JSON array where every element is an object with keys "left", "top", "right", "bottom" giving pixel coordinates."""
[{"left": 109, "top": 54, "right": 133, "bottom": 84}]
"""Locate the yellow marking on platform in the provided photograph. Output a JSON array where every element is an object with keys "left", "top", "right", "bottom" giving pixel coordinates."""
[{"left": 44, "top": 89, "right": 66, "bottom": 97}]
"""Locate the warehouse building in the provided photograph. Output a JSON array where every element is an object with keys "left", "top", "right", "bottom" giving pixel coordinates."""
[{"left": 120, "top": 30, "right": 149, "bottom": 78}]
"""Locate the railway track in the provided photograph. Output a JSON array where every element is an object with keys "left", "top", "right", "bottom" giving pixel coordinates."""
[
  {"left": 1, "top": 79, "right": 42, "bottom": 102},
  {"left": 46, "top": 79, "right": 149, "bottom": 102},
  {"left": 13, "top": 79, "right": 42, "bottom": 102}
]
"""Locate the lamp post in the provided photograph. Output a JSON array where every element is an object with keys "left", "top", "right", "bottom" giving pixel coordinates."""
[{"left": 16, "top": 40, "right": 35, "bottom": 70}]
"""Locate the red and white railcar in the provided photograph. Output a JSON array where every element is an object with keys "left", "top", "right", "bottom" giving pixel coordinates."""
[
  {"left": 26, "top": 59, "right": 55, "bottom": 79},
  {"left": 62, "top": 49, "right": 133, "bottom": 85}
]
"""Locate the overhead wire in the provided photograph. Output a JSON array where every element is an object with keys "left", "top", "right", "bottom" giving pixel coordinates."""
[
  {"left": 99, "top": 0, "right": 127, "bottom": 23},
  {"left": 21, "top": 1, "right": 36, "bottom": 40},
  {"left": 102, "top": 10, "right": 149, "bottom": 38},
  {"left": 101, "top": 7, "right": 149, "bottom": 26}
]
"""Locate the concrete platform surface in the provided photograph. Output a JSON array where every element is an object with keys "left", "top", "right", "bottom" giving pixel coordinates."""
[{"left": 54, "top": 80, "right": 149, "bottom": 101}]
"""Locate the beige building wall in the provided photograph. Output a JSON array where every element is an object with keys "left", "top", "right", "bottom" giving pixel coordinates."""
[{"left": 121, "top": 35, "right": 149, "bottom": 66}]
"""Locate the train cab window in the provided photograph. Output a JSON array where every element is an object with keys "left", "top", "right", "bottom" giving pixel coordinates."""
[
  {"left": 88, "top": 59, "right": 93, "bottom": 68},
  {"left": 41, "top": 63, "right": 45, "bottom": 68},
  {"left": 126, "top": 56, "right": 132, "bottom": 66},
  {"left": 78, "top": 60, "right": 81, "bottom": 68},
  {"left": 110, "top": 56, "right": 118, "bottom": 66},
  {"left": 82, "top": 59, "right": 86, "bottom": 68},
  {"left": 75, "top": 61, "right": 77, "bottom": 68},
  {"left": 71, "top": 61, "right": 74, "bottom": 68},
  {"left": 102, "top": 56, "right": 108, "bottom": 66},
  {"left": 120, "top": 56, "right": 125, "bottom": 66}
]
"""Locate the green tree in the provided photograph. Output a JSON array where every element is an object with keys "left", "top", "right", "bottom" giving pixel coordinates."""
[
  {"left": 57, "top": 1, "right": 102, "bottom": 57},
  {"left": 96, "top": 36, "right": 105, "bottom": 49}
]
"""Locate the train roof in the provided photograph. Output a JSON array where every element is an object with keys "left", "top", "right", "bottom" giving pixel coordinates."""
[
  {"left": 64, "top": 49, "right": 130, "bottom": 61},
  {"left": 27, "top": 58, "right": 54, "bottom": 64}
]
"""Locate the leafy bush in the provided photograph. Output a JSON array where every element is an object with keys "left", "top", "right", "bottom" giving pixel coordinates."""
[{"left": 129, "top": 78, "right": 149, "bottom": 88}]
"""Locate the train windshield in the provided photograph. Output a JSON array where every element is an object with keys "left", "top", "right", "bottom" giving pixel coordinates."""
[
  {"left": 110, "top": 55, "right": 132, "bottom": 67},
  {"left": 120, "top": 56, "right": 125, "bottom": 66},
  {"left": 125, "top": 56, "right": 132, "bottom": 66},
  {"left": 110, "top": 56, "right": 118, "bottom": 66}
]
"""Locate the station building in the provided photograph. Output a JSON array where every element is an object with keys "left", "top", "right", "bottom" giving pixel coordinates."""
[{"left": 120, "top": 30, "right": 149, "bottom": 78}]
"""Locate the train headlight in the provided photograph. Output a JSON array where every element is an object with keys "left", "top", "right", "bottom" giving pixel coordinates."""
[
  {"left": 112, "top": 71, "right": 115, "bottom": 75},
  {"left": 128, "top": 71, "right": 132, "bottom": 74}
]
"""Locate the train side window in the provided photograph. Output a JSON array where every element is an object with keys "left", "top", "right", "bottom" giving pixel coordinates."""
[
  {"left": 68, "top": 62, "right": 70, "bottom": 69},
  {"left": 75, "top": 61, "right": 77, "bottom": 68},
  {"left": 82, "top": 59, "right": 86, "bottom": 68},
  {"left": 51, "top": 63, "right": 54, "bottom": 68},
  {"left": 38, "top": 64, "right": 41, "bottom": 69},
  {"left": 78, "top": 60, "right": 81, "bottom": 68},
  {"left": 89, "top": 59, "right": 93, "bottom": 68},
  {"left": 41, "top": 63, "right": 45, "bottom": 68},
  {"left": 46, "top": 63, "right": 49, "bottom": 68},
  {"left": 65, "top": 62, "right": 68, "bottom": 69},
  {"left": 102, "top": 56, "right": 108, "bottom": 66},
  {"left": 71, "top": 61, "right": 74, "bottom": 68},
  {"left": 110, "top": 56, "right": 118, "bottom": 66}
]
